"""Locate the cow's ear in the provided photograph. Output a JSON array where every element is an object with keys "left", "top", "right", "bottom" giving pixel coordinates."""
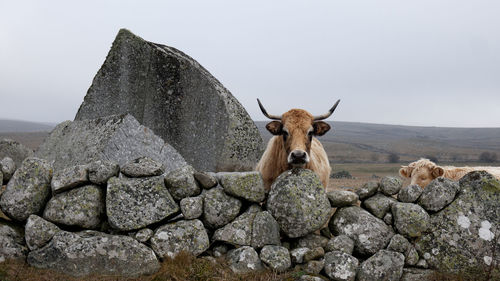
[
  {"left": 313, "top": 121, "right": 331, "bottom": 136},
  {"left": 432, "top": 166, "right": 444, "bottom": 178},
  {"left": 399, "top": 166, "right": 412, "bottom": 178},
  {"left": 266, "top": 121, "right": 283, "bottom": 135}
]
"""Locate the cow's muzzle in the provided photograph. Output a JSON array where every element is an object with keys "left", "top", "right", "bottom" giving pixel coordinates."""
[{"left": 288, "top": 150, "right": 310, "bottom": 167}]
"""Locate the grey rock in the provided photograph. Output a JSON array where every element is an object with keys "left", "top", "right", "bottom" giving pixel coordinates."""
[
  {"left": 290, "top": 247, "right": 310, "bottom": 264},
  {"left": 329, "top": 206, "right": 394, "bottom": 256},
  {"left": 266, "top": 169, "right": 331, "bottom": 238},
  {"left": 151, "top": 219, "right": 209, "bottom": 258},
  {"left": 213, "top": 244, "right": 230, "bottom": 257},
  {"left": 415, "top": 171, "right": 500, "bottom": 274},
  {"left": 362, "top": 193, "right": 396, "bottom": 219},
  {"left": 87, "top": 160, "right": 119, "bottom": 185},
  {"left": 28, "top": 230, "right": 160, "bottom": 277},
  {"left": 0, "top": 222, "right": 27, "bottom": 261},
  {"left": 325, "top": 235, "right": 354, "bottom": 254},
  {"left": 259, "top": 245, "right": 291, "bottom": 272},
  {"left": 324, "top": 251, "right": 359, "bottom": 281},
  {"left": 0, "top": 157, "right": 52, "bottom": 221},
  {"left": 1, "top": 157, "right": 16, "bottom": 182},
  {"left": 218, "top": 171, "right": 265, "bottom": 203},
  {"left": 74, "top": 29, "right": 264, "bottom": 172},
  {"left": 246, "top": 204, "right": 263, "bottom": 214},
  {"left": 51, "top": 164, "right": 89, "bottom": 193},
  {"left": 398, "top": 184, "right": 423, "bottom": 203},
  {"left": 180, "top": 196, "right": 203, "bottom": 219},
  {"left": 107, "top": 176, "right": 179, "bottom": 231},
  {"left": 304, "top": 260, "right": 324, "bottom": 275},
  {"left": 380, "top": 176, "right": 403, "bottom": 196},
  {"left": 295, "top": 234, "right": 329, "bottom": 249},
  {"left": 121, "top": 156, "right": 164, "bottom": 177},
  {"left": 418, "top": 177, "right": 458, "bottom": 212},
  {"left": 202, "top": 186, "right": 242, "bottom": 229},
  {"left": 25, "top": 214, "right": 61, "bottom": 251},
  {"left": 36, "top": 114, "right": 188, "bottom": 173},
  {"left": 386, "top": 234, "right": 411, "bottom": 253},
  {"left": 298, "top": 275, "right": 327, "bottom": 281},
  {"left": 213, "top": 212, "right": 255, "bottom": 246},
  {"left": 401, "top": 268, "right": 436, "bottom": 281},
  {"left": 227, "top": 246, "right": 264, "bottom": 273},
  {"left": 0, "top": 171, "right": 2, "bottom": 187},
  {"left": 327, "top": 190, "right": 359, "bottom": 207},
  {"left": 43, "top": 185, "right": 104, "bottom": 229},
  {"left": 304, "top": 247, "right": 325, "bottom": 262},
  {"left": 193, "top": 172, "right": 218, "bottom": 189},
  {"left": 164, "top": 165, "right": 200, "bottom": 200},
  {"left": 392, "top": 202, "right": 430, "bottom": 238},
  {"left": 383, "top": 213, "right": 393, "bottom": 225},
  {"left": 356, "top": 181, "right": 379, "bottom": 200},
  {"left": 357, "top": 250, "right": 405, "bottom": 281},
  {"left": 0, "top": 138, "right": 34, "bottom": 168},
  {"left": 416, "top": 259, "right": 429, "bottom": 268},
  {"left": 405, "top": 246, "right": 419, "bottom": 266},
  {"left": 134, "top": 228, "right": 153, "bottom": 242},
  {"left": 251, "top": 211, "right": 281, "bottom": 248}
]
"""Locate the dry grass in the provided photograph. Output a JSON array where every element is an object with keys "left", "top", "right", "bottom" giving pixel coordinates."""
[{"left": 0, "top": 253, "right": 307, "bottom": 281}]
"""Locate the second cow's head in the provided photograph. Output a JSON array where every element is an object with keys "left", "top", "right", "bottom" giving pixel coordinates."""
[{"left": 258, "top": 99, "right": 340, "bottom": 167}]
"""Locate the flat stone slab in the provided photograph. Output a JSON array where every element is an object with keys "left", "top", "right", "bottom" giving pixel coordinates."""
[
  {"left": 74, "top": 29, "right": 263, "bottom": 171},
  {"left": 36, "top": 114, "right": 189, "bottom": 173}
]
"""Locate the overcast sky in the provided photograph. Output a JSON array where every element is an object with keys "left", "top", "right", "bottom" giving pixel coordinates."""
[{"left": 1, "top": 0, "right": 499, "bottom": 127}]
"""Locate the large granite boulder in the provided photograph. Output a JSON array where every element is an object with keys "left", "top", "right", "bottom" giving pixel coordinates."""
[
  {"left": 0, "top": 157, "right": 52, "bottom": 221},
  {"left": 415, "top": 171, "right": 500, "bottom": 274},
  {"left": 27, "top": 230, "right": 160, "bottom": 277},
  {"left": 329, "top": 206, "right": 395, "bottom": 257},
  {"left": 266, "top": 169, "right": 331, "bottom": 238},
  {"left": 74, "top": 29, "right": 263, "bottom": 171},
  {"left": 35, "top": 114, "right": 188, "bottom": 173},
  {"left": 0, "top": 139, "right": 34, "bottom": 168}
]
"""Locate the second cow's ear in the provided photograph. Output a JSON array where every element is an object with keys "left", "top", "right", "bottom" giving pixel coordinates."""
[
  {"left": 313, "top": 121, "right": 331, "bottom": 136},
  {"left": 266, "top": 121, "right": 283, "bottom": 135},
  {"left": 432, "top": 166, "right": 444, "bottom": 178},
  {"left": 399, "top": 166, "right": 413, "bottom": 178}
]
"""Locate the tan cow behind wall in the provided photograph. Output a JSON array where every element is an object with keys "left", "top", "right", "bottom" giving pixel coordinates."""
[
  {"left": 400, "top": 158, "right": 500, "bottom": 188},
  {"left": 255, "top": 99, "right": 340, "bottom": 191}
]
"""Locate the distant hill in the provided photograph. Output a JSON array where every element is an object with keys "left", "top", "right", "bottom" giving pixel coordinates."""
[
  {"left": 0, "top": 119, "right": 56, "bottom": 133},
  {"left": 256, "top": 121, "right": 500, "bottom": 164}
]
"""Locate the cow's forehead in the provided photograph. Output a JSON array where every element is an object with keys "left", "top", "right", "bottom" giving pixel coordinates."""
[{"left": 281, "top": 109, "right": 314, "bottom": 129}]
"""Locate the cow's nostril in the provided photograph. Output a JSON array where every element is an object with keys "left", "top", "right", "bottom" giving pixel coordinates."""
[{"left": 292, "top": 150, "right": 306, "bottom": 159}]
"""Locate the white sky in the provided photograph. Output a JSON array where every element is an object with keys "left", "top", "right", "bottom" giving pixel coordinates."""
[{"left": 1, "top": 0, "right": 499, "bottom": 127}]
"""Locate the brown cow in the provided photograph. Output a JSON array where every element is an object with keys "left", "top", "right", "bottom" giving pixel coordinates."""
[
  {"left": 255, "top": 99, "right": 340, "bottom": 190},
  {"left": 400, "top": 158, "right": 500, "bottom": 188}
]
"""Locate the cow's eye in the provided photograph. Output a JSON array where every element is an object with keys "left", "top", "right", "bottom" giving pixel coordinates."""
[{"left": 282, "top": 131, "right": 288, "bottom": 141}]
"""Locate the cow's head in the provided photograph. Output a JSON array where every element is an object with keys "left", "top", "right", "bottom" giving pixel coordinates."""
[
  {"left": 258, "top": 99, "right": 340, "bottom": 167},
  {"left": 399, "top": 158, "right": 444, "bottom": 188}
]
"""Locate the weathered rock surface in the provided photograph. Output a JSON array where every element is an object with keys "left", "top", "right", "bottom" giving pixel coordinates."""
[
  {"left": 251, "top": 211, "right": 281, "bottom": 248},
  {"left": 325, "top": 235, "right": 355, "bottom": 254},
  {"left": 27, "top": 230, "right": 160, "bottom": 277},
  {"left": 1, "top": 157, "right": 16, "bottom": 182},
  {"left": 164, "top": 165, "right": 200, "bottom": 200},
  {"left": 380, "top": 176, "right": 403, "bottom": 196},
  {"left": 107, "top": 176, "right": 178, "bottom": 231},
  {"left": 392, "top": 202, "right": 430, "bottom": 238},
  {"left": 202, "top": 186, "right": 242, "bottom": 229},
  {"left": 87, "top": 160, "right": 119, "bottom": 185},
  {"left": 36, "top": 114, "right": 188, "bottom": 173},
  {"left": 151, "top": 219, "right": 209, "bottom": 258},
  {"left": 295, "top": 234, "right": 329, "bottom": 250},
  {"left": 213, "top": 212, "right": 255, "bottom": 246},
  {"left": 267, "top": 169, "right": 331, "bottom": 238},
  {"left": 401, "top": 268, "right": 436, "bottom": 281},
  {"left": 290, "top": 247, "right": 309, "bottom": 264},
  {"left": 415, "top": 171, "right": 500, "bottom": 274},
  {"left": 303, "top": 247, "right": 325, "bottom": 262},
  {"left": 418, "top": 177, "right": 458, "bottom": 212},
  {"left": 193, "top": 172, "right": 218, "bottom": 189},
  {"left": 398, "top": 184, "right": 423, "bottom": 203},
  {"left": 303, "top": 260, "right": 324, "bottom": 275},
  {"left": 324, "top": 251, "right": 359, "bottom": 281},
  {"left": 51, "top": 164, "right": 89, "bottom": 194},
  {"left": 74, "top": 29, "right": 263, "bottom": 171},
  {"left": 356, "top": 181, "right": 379, "bottom": 200},
  {"left": 218, "top": 171, "right": 265, "bottom": 203},
  {"left": 180, "top": 196, "right": 203, "bottom": 219},
  {"left": 25, "top": 215, "right": 61, "bottom": 251},
  {"left": 0, "top": 138, "right": 34, "bottom": 168},
  {"left": 43, "top": 185, "right": 104, "bottom": 229},
  {"left": 330, "top": 206, "right": 394, "bottom": 256},
  {"left": 356, "top": 250, "right": 405, "bottom": 281},
  {"left": 227, "top": 246, "right": 263, "bottom": 273},
  {"left": 327, "top": 190, "right": 358, "bottom": 207},
  {"left": 386, "top": 234, "right": 411, "bottom": 253},
  {"left": 134, "top": 228, "right": 153, "bottom": 243},
  {"left": 0, "top": 157, "right": 52, "bottom": 221},
  {"left": 121, "top": 156, "right": 164, "bottom": 177},
  {"left": 0, "top": 222, "right": 27, "bottom": 261},
  {"left": 362, "top": 193, "right": 396, "bottom": 219},
  {"left": 259, "top": 245, "right": 291, "bottom": 272}
]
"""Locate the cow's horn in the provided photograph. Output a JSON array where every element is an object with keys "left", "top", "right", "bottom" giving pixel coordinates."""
[
  {"left": 257, "top": 98, "right": 282, "bottom": 120},
  {"left": 313, "top": 99, "right": 341, "bottom": 121}
]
